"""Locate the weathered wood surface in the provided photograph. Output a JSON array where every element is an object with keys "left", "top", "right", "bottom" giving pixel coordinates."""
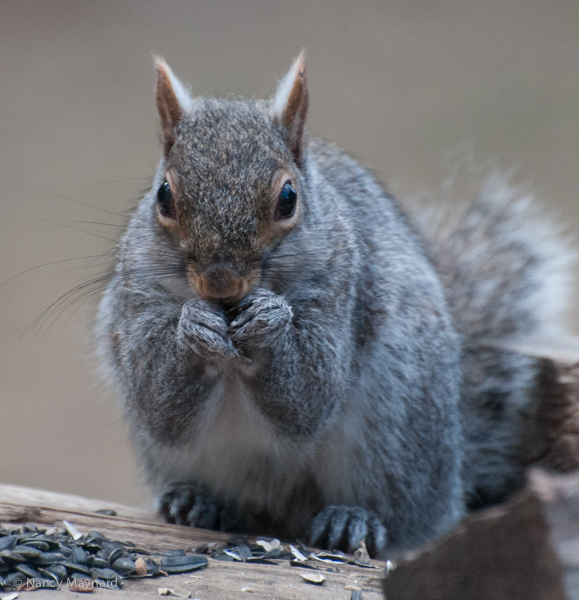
[
  {"left": 383, "top": 468, "right": 579, "bottom": 600},
  {"left": 0, "top": 484, "right": 385, "bottom": 599},
  {"left": 490, "top": 336, "right": 579, "bottom": 472},
  {"left": 0, "top": 483, "right": 231, "bottom": 550}
]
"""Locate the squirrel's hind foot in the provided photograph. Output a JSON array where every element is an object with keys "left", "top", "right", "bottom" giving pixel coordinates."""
[{"left": 310, "top": 505, "right": 387, "bottom": 557}]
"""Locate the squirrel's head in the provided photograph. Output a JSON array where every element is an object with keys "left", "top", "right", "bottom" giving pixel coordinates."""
[{"left": 153, "top": 53, "right": 309, "bottom": 304}]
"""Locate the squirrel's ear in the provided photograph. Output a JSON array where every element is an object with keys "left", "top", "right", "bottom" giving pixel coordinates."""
[
  {"left": 272, "top": 51, "right": 308, "bottom": 166},
  {"left": 154, "top": 57, "right": 193, "bottom": 156}
]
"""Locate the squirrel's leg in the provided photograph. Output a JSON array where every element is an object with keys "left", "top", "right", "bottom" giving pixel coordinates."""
[{"left": 310, "top": 506, "right": 387, "bottom": 556}]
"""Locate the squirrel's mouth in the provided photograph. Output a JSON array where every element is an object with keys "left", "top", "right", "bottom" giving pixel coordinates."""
[{"left": 188, "top": 265, "right": 258, "bottom": 305}]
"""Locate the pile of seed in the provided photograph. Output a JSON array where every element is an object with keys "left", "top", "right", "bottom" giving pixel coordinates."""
[
  {"left": 194, "top": 535, "right": 377, "bottom": 570},
  {"left": 0, "top": 523, "right": 378, "bottom": 592},
  {"left": 0, "top": 523, "right": 207, "bottom": 591}
]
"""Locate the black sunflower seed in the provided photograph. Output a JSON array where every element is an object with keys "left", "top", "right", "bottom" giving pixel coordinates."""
[
  {"left": 13, "top": 545, "right": 41, "bottom": 559},
  {"left": 46, "top": 564, "right": 67, "bottom": 581},
  {"left": 94, "top": 509, "right": 117, "bottom": 516},
  {"left": 33, "top": 551, "right": 66, "bottom": 565},
  {"left": 22, "top": 541, "right": 50, "bottom": 552},
  {"left": 4, "top": 571, "right": 25, "bottom": 587},
  {"left": 111, "top": 557, "right": 136, "bottom": 576},
  {"left": 86, "top": 555, "right": 109, "bottom": 568},
  {"left": 90, "top": 567, "right": 118, "bottom": 581},
  {"left": 0, "top": 537, "right": 17, "bottom": 552},
  {"left": 107, "top": 547, "right": 125, "bottom": 563},
  {"left": 16, "top": 562, "right": 41, "bottom": 579},
  {"left": 144, "top": 558, "right": 160, "bottom": 576},
  {"left": 159, "top": 555, "right": 208, "bottom": 574},
  {"left": 62, "top": 562, "right": 91, "bottom": 576},
  {"left": 71, "top": 545, "right": 88, "bottom": 565}
]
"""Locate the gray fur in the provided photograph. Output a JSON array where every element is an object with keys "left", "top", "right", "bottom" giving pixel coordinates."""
[
  {"left": 95, "top": 60, "right": 573, "bottom": 555},
  {"left": 411, "top": 178, "right": 575, "bottom": 506}
]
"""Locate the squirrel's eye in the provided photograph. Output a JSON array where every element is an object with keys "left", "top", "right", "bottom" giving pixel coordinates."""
[
  {"left": 276, "top": 182, "right": 297, "bottom": 219},
  {"left": 157, "top": 180, "right": 176, "bottom": 219}
]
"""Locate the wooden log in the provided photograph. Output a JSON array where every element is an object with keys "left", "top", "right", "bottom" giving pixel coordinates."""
[
  {"left": 0, "top": 484, "right": 386, "bottom": 599},
  {"left": 383, "top": 468, "right": 579, "bottom": 600},
  {"left": 489, "top": 336, "right": 579, "bottom": 472},
  {"left": 0, "top": 483, "right": 232, "bottom": 551}
]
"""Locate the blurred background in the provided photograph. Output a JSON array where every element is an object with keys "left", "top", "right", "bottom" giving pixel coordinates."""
[{"left": 1, "top": 0, "right": 578, "bottom": 508}]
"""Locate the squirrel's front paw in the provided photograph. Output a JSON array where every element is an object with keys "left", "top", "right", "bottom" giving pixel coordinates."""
[
  {"left": 229, "top": 288, "right": 292, "bottom": 348},
  {"left": 310, "top": 506, "right": 387, "bottom": 556},
  {"left": 157, "top": 483, "right": 220, "bottom": 530},
  {"left": 178, "top": 299, "right": 238, "bottom": 359}
]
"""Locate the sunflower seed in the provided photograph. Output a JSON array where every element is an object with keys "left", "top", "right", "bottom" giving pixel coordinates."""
[
  {"left": 300, "top": 572, "right": 326, "bottom": 585},
  {"left": 12, "top": 546, "right": 40, "bottom": 559},
  {"left": 89, "top": 567, "right": 118, "bottom": 581},
  {"left": 38, "top": 567, "right": 59, "bottom": 582},
  {"left": 106, "top": 547, "right": 125, "bottom": 563},
  {"left": 22, "top": 525, "right": 44, "bottom": 534},
  {"left": 0, "top": 537, "right": 17, "bottom": 552},
  {"left": 21, "top": 541, "right": 49, "bottom": 552},
  {"left": 236, "top": 545, "right": 253, "bottom": 562},
  {"left": 34, "top": 551, "right": 66, "bottom": 565},
  {"left": 111, "top": 557, "right": 136, "bottom": 576},
  {"left": 71, "top": 545, "right": 88, "bottom": 565},
  {"left": 0, "top": 551, "right": 25, "bottom": 563},
  {"left": 144, "top": 558, "right": 160, "bottom": 576},
  {"left": 63, "top": 562, "right": 91, "bottom": 576},
  {"left": 45, "top": 564, "right": 67, "bottom": 581},
  {"left": 15, "top": 563, "right": 41, "bottom": 579},
  {"left": 290, "top": 545, "right": 308, "bottom": 562},
  {"left": 63, "top": 521, "right": 83, "bottom": 541},
  {"left": 4, "top": 571, "right": 25, "bottom": 587},
  {"left": 86, "top": 555, "right": 109, "bottom": 569},
  {"left": 159, "top": 555, "right": 208, "bottom": 574},
  {"left": 256, "top": 539, "right": 281, "bottom": 553}
]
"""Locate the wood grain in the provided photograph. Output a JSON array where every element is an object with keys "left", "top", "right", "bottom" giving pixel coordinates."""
[{"left": 0, "top": 484, "right": 386, "bottom": 599}]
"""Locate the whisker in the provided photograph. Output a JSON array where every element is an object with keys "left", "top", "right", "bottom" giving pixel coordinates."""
[
  {"left": 26, "top": 217, "right": 120, "bottom": 242},
  {"left": 46, "top": 192, "right": 128, "bottom": 218}
]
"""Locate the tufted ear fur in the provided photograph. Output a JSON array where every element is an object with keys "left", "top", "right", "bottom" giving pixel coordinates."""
[
  {"left": 154, "top": 57, "right": 194, "bottom": 156},
  {"left": 272, "top": 51, "right": 309, "bottom": 166}
]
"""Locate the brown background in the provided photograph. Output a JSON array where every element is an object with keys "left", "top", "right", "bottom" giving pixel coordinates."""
[{"left": 1, "top": 0, "right": 578, "bottom": 508}]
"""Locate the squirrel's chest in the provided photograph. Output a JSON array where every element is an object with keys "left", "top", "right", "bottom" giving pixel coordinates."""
[{"left": 179, "top": 367, "right": 308, "bottom": 505}]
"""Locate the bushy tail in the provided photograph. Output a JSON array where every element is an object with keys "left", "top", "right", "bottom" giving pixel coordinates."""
[{"left": 410, "top": 174, "right": 575, "bottom": 507}]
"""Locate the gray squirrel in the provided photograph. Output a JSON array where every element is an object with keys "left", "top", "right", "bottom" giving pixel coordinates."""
[{"left": 95, "top": 52, "right": 574, "bottom": 555}]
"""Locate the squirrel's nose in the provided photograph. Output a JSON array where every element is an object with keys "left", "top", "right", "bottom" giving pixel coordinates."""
[{"left": 196, "top": 266, "right": 244, "bottom": 302}]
